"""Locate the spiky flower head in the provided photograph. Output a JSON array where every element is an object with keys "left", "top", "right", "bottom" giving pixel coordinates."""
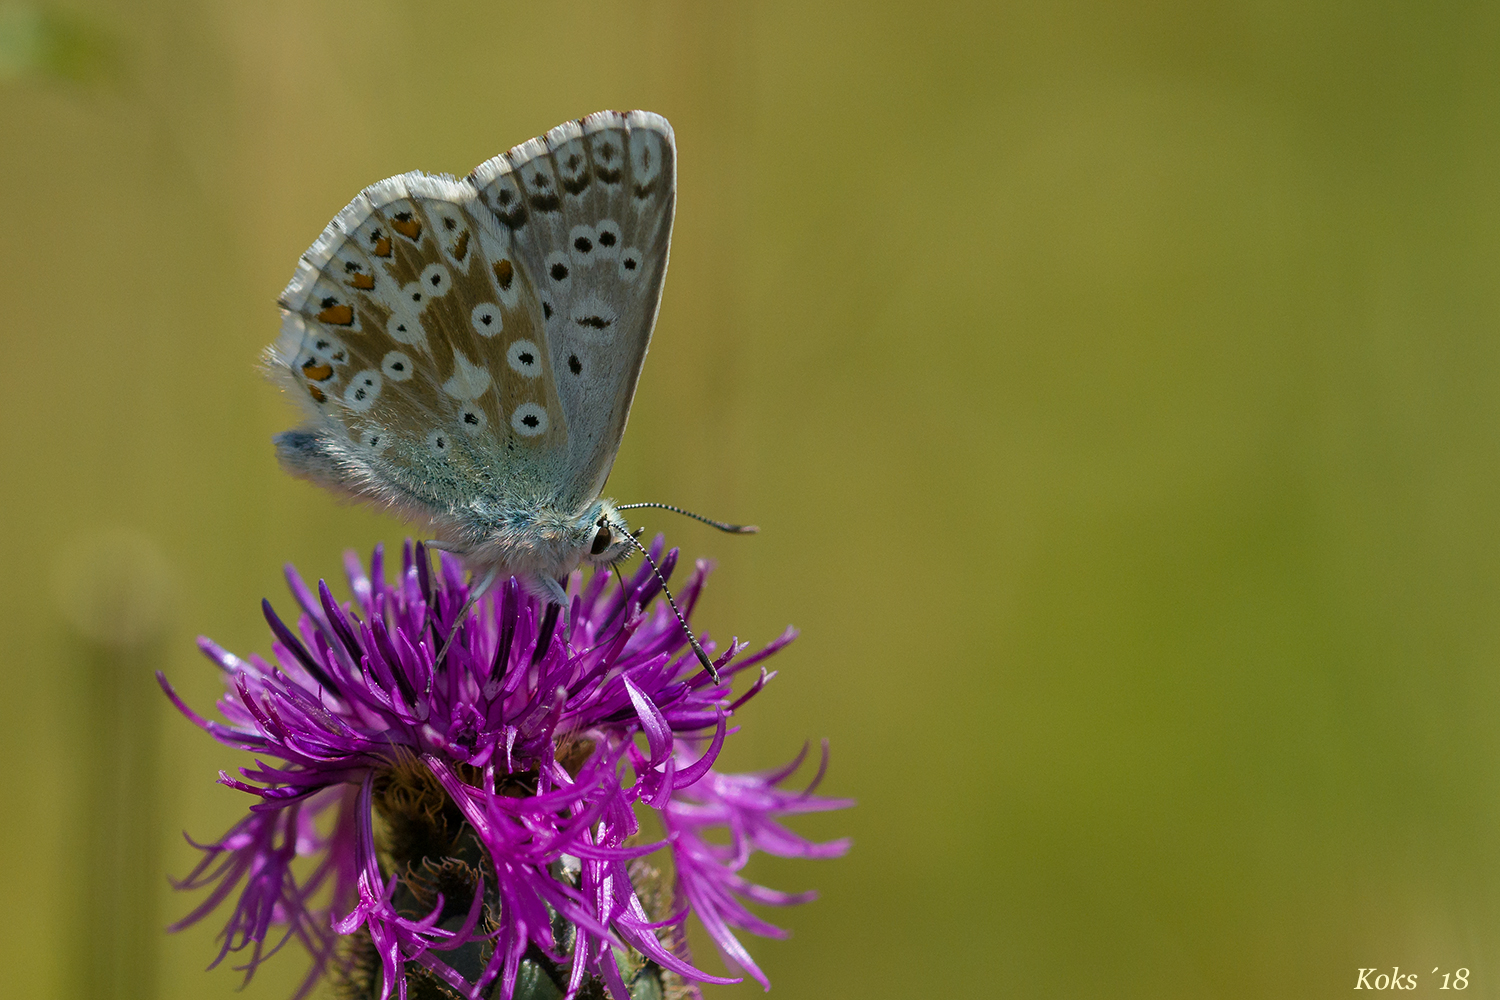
[{"left": 161, "top": 538, "right": 850, "bottom": 1000}]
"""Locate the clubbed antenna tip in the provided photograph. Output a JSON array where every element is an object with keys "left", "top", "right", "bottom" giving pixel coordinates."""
[{"left": 616, "top": 502, "right": 759, "bottom": 535}]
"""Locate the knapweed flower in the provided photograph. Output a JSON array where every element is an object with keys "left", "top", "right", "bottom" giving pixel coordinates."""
[{"left": 160, "top": 538, "right": 850, "bottom": 1000}]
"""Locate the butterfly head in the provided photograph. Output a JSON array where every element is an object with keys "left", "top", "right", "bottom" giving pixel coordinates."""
[{"left": 582, "top": 499, "right": 638, "bottom": 568}]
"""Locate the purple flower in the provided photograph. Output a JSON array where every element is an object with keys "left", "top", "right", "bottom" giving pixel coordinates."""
[{"left": 161, "top": 538, "right": 851, "bottom": 1000}]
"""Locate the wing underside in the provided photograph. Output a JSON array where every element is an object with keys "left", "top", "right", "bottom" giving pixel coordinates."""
[{"left": 266, "top": 111, "right": 676, "bottom": 525}]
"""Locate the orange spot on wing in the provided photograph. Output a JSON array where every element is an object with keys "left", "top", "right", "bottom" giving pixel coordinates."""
[
  {"left": 308, "top": 384, "right": 327, "bottom": 403},
  {"left": 392, "top": 217, "right": 422, "bottom": 240},
  {"left": 373, "top": 236, "right": 392, "bottom": 257},
  {"left": 453, "top": 230, "right": 470, "bottom": 260},
  {"left": 493, "top": 259, "right": 513, "bottom": 290},
  {"left": 316, "top": 304, "right": 354, "bottom": 325},
  {"left": 350, "top": 272, "right": 375, "bottom": 290},
  {"left": 301, "top": 360, "right": 334, "bottom": 382}
]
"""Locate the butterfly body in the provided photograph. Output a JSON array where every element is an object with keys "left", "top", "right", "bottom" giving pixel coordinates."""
[{"left": 267, "top": 111, "right": 674, "bottom": 597}]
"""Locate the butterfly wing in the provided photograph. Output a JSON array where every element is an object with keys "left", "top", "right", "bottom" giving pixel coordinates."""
[
  {"left": 469, "top": 110, "right": 675, "bottom": 506},
  {"left": 266, "top": 111, "right": 675, "bottom": 535}
]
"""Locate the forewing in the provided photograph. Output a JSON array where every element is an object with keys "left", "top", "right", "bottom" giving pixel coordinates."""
[{"left": 469, "top": 110, "right": 676, "bottom": 506}]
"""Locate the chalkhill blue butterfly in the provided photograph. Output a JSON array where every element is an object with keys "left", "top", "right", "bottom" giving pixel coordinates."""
[{"left": 265, "top": 111, "right": 750, "bottom": 675}]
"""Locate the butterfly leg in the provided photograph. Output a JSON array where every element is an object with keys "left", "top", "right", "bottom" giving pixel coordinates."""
[
  {"left": 520, "top": 575, "right": 571, "bottom": 665},
  {"left": 432, "top": 566, "right": 500, "bottom": 665},
  {"left": 532, "top": 574, "right": 571, "bottom": 625}
]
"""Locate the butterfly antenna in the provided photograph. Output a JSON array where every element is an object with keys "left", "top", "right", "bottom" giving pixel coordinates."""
[
  {"left": 615, "top": 503, "right": 758, "bottom": 534},
  {"left": 618, "top": 527, "right": 721, "bottom": 683}
]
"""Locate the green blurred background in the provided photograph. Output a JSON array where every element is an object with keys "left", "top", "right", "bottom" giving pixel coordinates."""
[{"left": 5, "top": 1, "right": 1500, "bottom": 997}]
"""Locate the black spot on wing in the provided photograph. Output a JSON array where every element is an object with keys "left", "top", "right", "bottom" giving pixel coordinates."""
[
  {"left": 594, "top": 141, "right": 622, "bottom": 183},
  {"left": 492, "top": 186, "right": 527, "bottom": 228},
  {"left": 528, "top": 171, "right": 560, "bottom": 211},
  {"left": 561, "top": 153, "right": 590, "bottom": 195}
]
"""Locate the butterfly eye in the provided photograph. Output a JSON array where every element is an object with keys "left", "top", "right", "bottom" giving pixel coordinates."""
[{"left": 590, "top": 523, "right": 613, "bottom": 556}]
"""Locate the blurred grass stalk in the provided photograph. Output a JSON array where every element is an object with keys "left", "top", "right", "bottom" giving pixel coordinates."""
[{"left": 54, "top": 533, "right": 174, "bottom": 1000}]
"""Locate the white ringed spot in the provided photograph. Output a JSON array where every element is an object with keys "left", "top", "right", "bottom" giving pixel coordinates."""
[
  {"left": 381, "top": 351, "right": 415, "bottom": 381},
  {"left": 361, "top": 427, "right": 393, "bottom": 454},
  {"left": 458, "top": 406, "right": 488, "bottom": 435},
  {"left": 506, "top": 339, "right": 542, "bottom": 377},
  {"left": 618, "top": 247, "right": 643, "bottom": 282},
  {"left": 511, "top": 403, "right": 548, "bottom": 437},
  {"left": 593, "top": 219, "right": 621, "bottom": 260},
  {"left": 419, "top": 263, "right": 452, "bottom": 297},
  {"left": 544, "top": 250, "right": 572, "bottom": 289},
  {"left": 471, "top": 302, "right": 503, "bottom": 337},
  {"left": 399, "top": 281, "right": 428, "bottom": 310},
  {"left": 343, "top": 370, "right": 381, "bottom": 412},
  {"left": 387, "top": 313, "right": 426, "bottom": 346},
  {"left": 426, "top": 428, "right": 452, "bottom": 458},
  {"left": 568, "top": 223, "right": 598, "bottom": 261}
]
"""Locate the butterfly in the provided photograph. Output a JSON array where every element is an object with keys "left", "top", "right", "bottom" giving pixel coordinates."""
[{"left": 265, "top": 110, "right": 749, "bottom": 672}]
